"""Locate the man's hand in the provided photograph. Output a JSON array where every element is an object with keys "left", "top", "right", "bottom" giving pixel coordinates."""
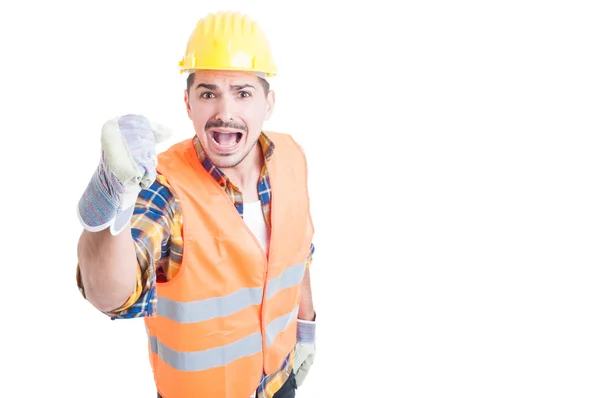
[
  {"left": 77, "top": 114, "right": 171, "bottom": 235},
  {"left": 293, "top": 318, "right": 316, "bottom": 386}
]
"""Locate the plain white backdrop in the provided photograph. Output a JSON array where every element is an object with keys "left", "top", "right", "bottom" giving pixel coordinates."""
[{"left": 1, "top": 0, "right": 600, "bottom": 396}]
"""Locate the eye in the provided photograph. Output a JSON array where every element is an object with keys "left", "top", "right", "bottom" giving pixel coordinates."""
[
  {"left": 200, "top": 92, "right": 215, "bottom": 99},
  {"left": 239, "top": 91, "right": 251, "bottom": 98}
]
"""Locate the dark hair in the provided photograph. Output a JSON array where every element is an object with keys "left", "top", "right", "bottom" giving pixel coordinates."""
[{"left": 186, "top": 72, "right": 270, "bottom": 96}]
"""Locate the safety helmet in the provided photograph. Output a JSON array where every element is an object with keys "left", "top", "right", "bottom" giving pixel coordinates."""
[{"left": 178, "top": 11, "right": 277, "bottom": 77}]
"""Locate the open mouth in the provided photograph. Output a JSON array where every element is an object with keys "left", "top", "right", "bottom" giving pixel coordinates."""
[{"left": 210, "top": 130, "right": 243, "bottom": 149}]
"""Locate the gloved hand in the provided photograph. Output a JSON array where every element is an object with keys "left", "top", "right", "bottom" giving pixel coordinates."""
[
  {"left": 77, "top": 114, "right": 172, "bottom": 235},
  {"left": 293, "top": 318, "right": 316, "bottom": 387}
]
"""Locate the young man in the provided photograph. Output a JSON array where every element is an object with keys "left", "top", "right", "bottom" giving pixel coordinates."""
[{"left": 75, "top": 11, "right": 317, "bottom": 398}]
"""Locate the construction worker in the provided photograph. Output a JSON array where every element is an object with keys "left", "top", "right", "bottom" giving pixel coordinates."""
[{"left": 75, "top": 10, "right": 316, "bottom": 398}]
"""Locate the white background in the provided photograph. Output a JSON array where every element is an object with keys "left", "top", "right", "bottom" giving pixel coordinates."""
[{"left": 1, "top": 0, "right": 600, "bottom": 397}]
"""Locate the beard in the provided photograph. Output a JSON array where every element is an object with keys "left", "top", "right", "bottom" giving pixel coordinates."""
[{"left": 211, "top": 139, "right": 259, "bottom": 169}]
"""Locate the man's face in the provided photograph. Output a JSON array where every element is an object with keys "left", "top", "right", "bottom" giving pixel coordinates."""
[{"left": 184, "top": 70, "right": 275, "bottom": 169}]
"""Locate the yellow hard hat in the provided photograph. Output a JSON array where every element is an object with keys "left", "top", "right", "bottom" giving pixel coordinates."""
[{"left": 179, "top": 11, "right": 277, "bottom": 77}]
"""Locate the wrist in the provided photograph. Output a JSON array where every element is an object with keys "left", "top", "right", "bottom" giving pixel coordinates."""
[{"left": 298, "top": 309, "right": 316, "bottom": 322}]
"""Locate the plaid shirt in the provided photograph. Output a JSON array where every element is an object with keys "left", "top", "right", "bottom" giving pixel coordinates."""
[{"left": 76, "top": 132, "right": 314, "bottom": 398}]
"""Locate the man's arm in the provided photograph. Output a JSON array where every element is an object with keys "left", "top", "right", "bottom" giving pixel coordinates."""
[
  {"left": 298, "top": 267, "right": 315, "bottom": 321},
  {"left": 76, "top": 176, "right": 177, "bottom": 318},
  {"left": 75, "top": 114, "right": 172, "bottom": 316},
  {"left": 294, "top": 243, "right": 317, "bottom": 386},
  {"left": 77, "top": 226, "right": 138, "bottom": 313},
  {"left": 298, "top": 243, "right": 316, "bottom": 321}
]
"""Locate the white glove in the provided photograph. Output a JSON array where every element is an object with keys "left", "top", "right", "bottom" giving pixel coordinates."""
[
  {"left": 77, "top": 114, "right": 172, "bottom": 235},
  {"left": 293, "top": 319, "right": 316, "bottom": 387}
]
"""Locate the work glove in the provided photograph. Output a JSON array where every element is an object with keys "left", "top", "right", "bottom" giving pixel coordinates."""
[
  {"left": 77, "top": 114, "right": 172, "bottom": 235},
  {"left": 293, "top": 318, "right": 316, "bottom": 387}
]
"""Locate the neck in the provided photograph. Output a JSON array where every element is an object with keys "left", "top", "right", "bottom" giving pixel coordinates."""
[{"left": 222, "top": 142, "right": 263, "bottom": 200}]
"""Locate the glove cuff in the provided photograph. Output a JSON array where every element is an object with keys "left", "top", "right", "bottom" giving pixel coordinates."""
[
  {"left": 77, "top": 156, "right": 130, "bottom": 233},
  {"left": 297, "top": 319, "right": 316, "bottom": 343}
]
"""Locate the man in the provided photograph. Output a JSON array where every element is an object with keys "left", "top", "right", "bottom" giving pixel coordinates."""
[{"left": 75, "top": 10, "right": 317, "bottom": 398}]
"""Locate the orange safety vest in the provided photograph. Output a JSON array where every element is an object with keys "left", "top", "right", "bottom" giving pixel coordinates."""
[{"left": 145, "top": 132, "right": 314, "bottom": 398}]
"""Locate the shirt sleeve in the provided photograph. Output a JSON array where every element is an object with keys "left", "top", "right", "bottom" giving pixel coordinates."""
[
  {"left": 75, "top": 175, "right": 177, "bottom": 320},
  {"left": 305, "top": 243, "right": 315, "bottom": 268}
]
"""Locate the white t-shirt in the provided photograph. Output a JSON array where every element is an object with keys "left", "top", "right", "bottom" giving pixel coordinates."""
[
  {"left": 242, "top": 200, "right": 270, "bottom": 255},
  {"left": 244, "top": 200, "right": 271, "bottom": 398}
]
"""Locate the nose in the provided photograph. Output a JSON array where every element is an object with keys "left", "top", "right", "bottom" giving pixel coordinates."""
[{"left": 215, "top": 94, "right": 234, "bottom": 123}]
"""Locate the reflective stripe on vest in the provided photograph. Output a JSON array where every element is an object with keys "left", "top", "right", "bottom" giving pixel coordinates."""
[
  {"left": 156, "top": 262, "right": 306, "bottom": 324},
  {"left": 147, "top": 305, "right": 299, "bottom": 372}
]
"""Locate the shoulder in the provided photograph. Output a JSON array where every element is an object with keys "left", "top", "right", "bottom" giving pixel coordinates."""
[
  {"left": 263, "top": 130, "right": 294, "bottom": 143},
  {"left": 156, "top": 137, "right": 196, "bottom": 166},
  {"left": 158, "top": 137, "right": 194, "bottom": 154},
  {"left": 263, "top": 131, "right": 307, "bottom": 155}
]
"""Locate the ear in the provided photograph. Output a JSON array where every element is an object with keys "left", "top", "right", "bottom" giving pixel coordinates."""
[
  {"left": 184, "top": 88, "right": 192, "bottom": 119},
  {"left": 264, "top": 90, "right": 275, "bottom": 121}
]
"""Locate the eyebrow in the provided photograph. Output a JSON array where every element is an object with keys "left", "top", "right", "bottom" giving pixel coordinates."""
[
  {"left": 195, "top": 83, "right": 256, "bottom": 91},
  {"left": 231, "top": 84, "right": 256, "bottom": 91},
  {"left": 195, "top": 83, "right": 218, "bottom": 90}
]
